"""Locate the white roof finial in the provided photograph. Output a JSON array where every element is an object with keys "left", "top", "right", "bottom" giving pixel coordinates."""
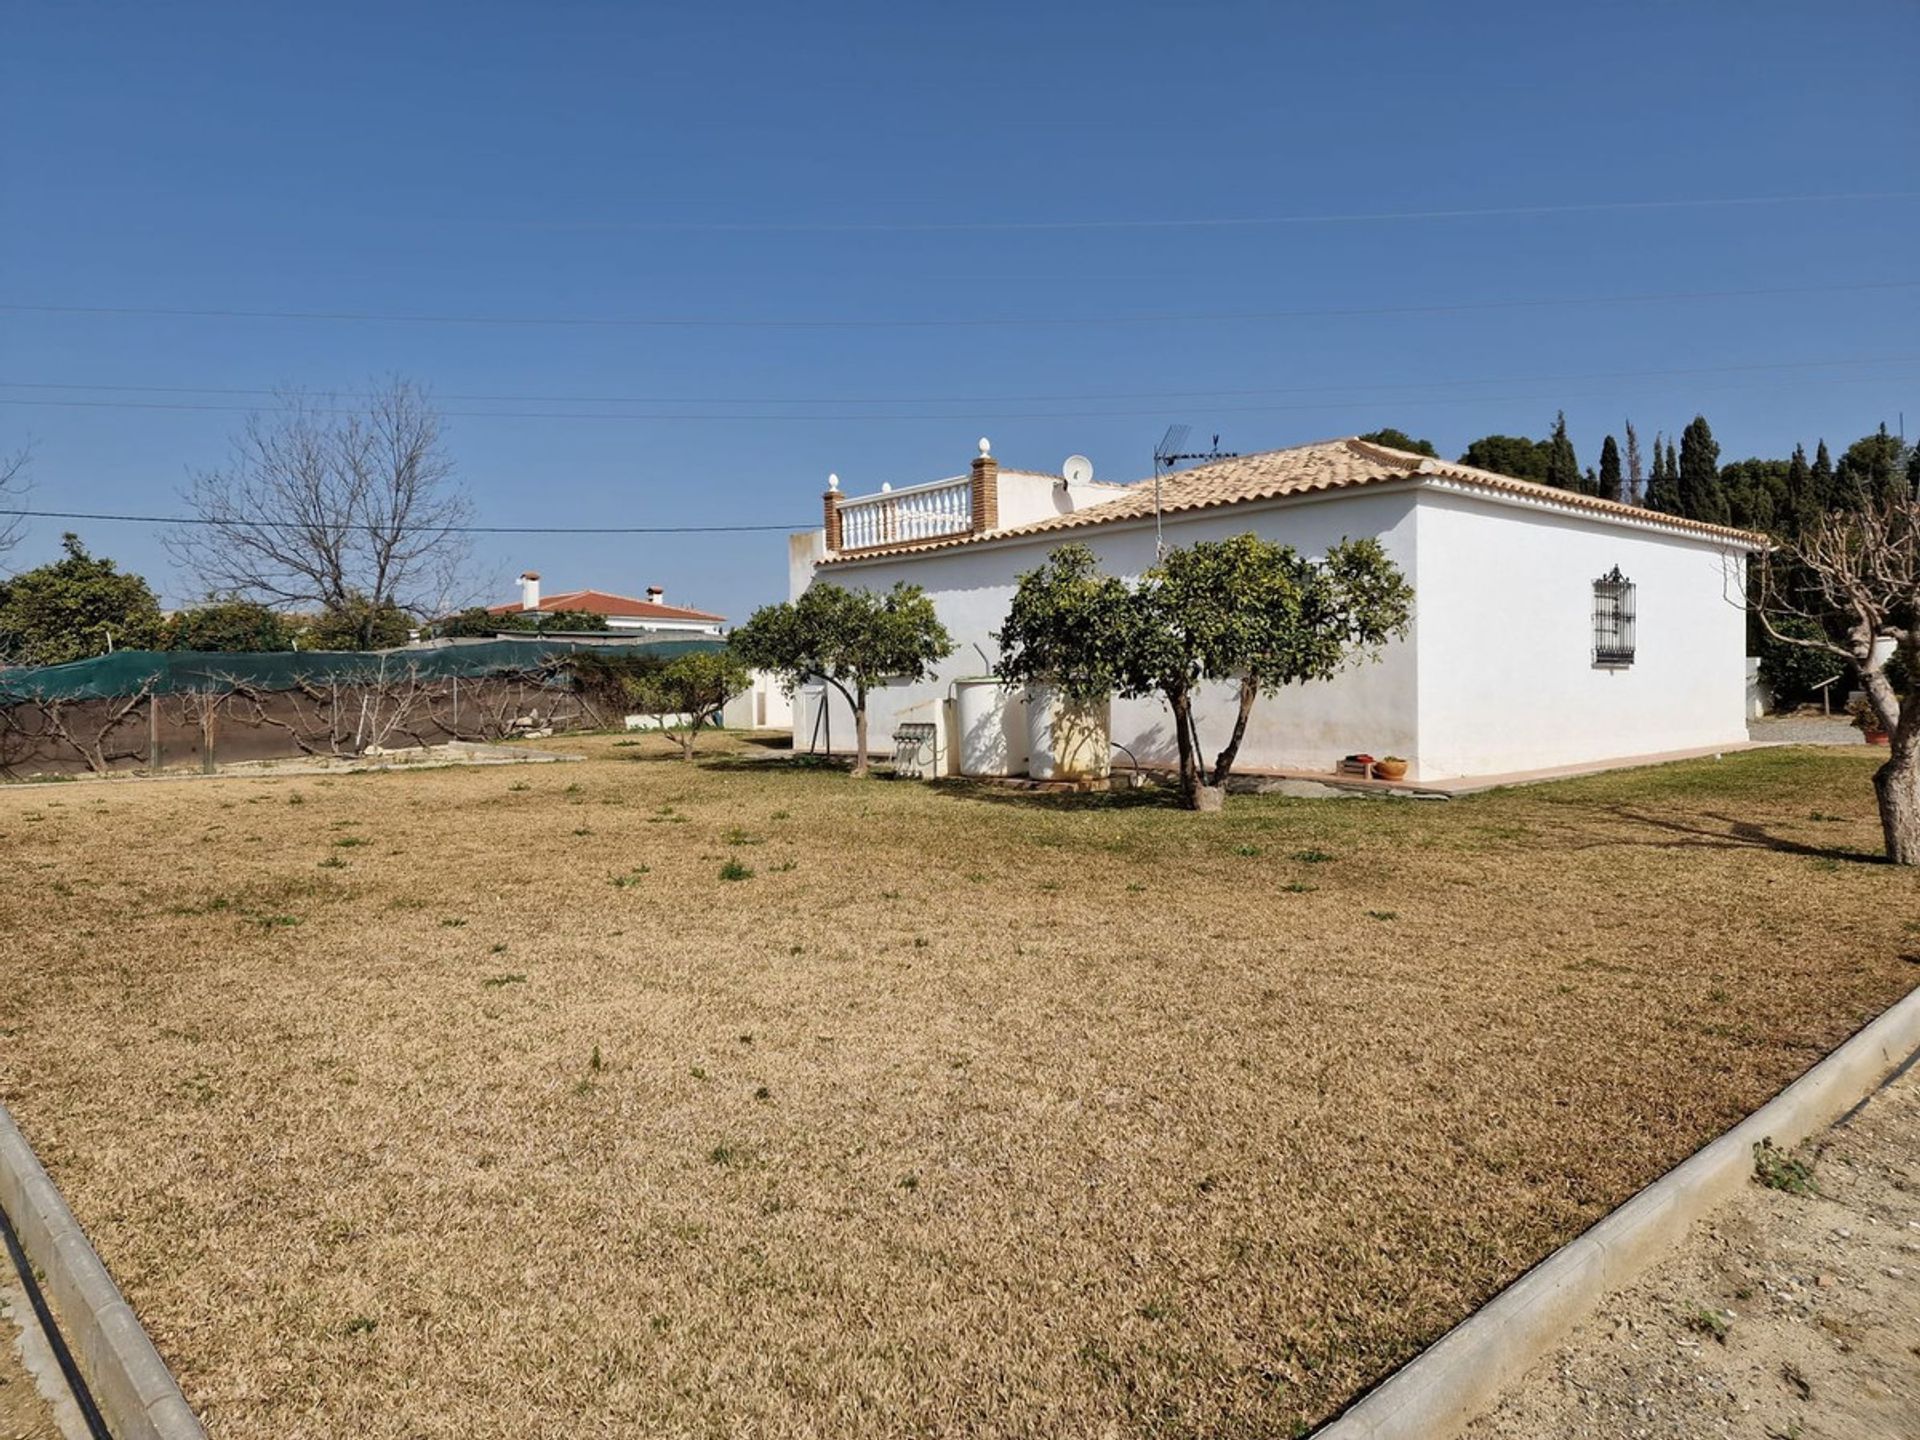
[
  {"left": 978, "top": 436, "right": 992, "bottom": 457},
  {"left": 827, "top": 472, "right": 840, "bottom": 492},
  {"left": 880, "top": 482, "right": 892, "bottom": 493}
]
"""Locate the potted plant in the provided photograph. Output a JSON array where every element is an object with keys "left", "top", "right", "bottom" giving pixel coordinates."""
[
  {"left": 1848, "top": 698, "right": 1890, "bottom": 745},
  {"left": 1374, "top": 755, "right": 1409, "bottom": 781}
]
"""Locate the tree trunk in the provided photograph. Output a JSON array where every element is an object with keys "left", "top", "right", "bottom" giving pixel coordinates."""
[
  {"left": 1874, "top": 747, "right": 1919, "bottom": 865},
  {"left": 1170, "top": 687, "right": 1219, "bottom": 810},
  {"left": 852, "top": 701, "right": 870, "bottom": 777},
  {"left": 1209, "top": 676, "right": 1258, "bottom": 787}
]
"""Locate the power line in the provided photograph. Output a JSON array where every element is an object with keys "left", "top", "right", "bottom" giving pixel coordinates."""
[
  {"left": 3, "top": 353, "right": 1916, "bottom": 409},
  {"left": 489, "top": 189, "right": 1920, "bottom": 233},
  {"left": 0, "top": 509, "right": 809, "bottom": 534},
  {"left": 2, "top": 278, "right": 1912, "bottom": 331},
  {"left": 2, "top": 363, "right": 1915, "bottom": 424}
]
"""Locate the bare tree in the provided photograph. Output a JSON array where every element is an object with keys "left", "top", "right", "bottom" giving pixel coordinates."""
[
  {"left": 1756, "top": 493, "right": 1919, "bottom": 864},
  {"left": 0, "top": 445, "right": 32, "bottom": 564},
  {"left": 170, "top": 380, "right": 471, "bottom": 647}
]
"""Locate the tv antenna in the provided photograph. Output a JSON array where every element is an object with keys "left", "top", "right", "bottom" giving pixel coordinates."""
[{"left": 1150, "top": 426, "right": 1238, "bottom": 555}]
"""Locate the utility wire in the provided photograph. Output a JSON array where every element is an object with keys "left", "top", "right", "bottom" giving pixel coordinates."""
[
  {"left": 0, "top": 509, "right": 810, "bottom": 534},
  {"left": 3, "top": 363, "right": 1915, "bottom": 424},
  {"left": 2, "top": 279, "right": 1912, "bottom": 331},
  {"left": 3, "top": 353, "right": 1916, "bottom": 409},
  {"left": 488, "top": 189, "right": 1920, "bottom": 233}
]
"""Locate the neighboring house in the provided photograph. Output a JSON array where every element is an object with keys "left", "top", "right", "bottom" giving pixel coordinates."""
[
  {"left": 488, "top": 572, "right": 727, "bottom": 637},
  {"left": 788, "top": 437, "right": 1766, "bottom": 782}
]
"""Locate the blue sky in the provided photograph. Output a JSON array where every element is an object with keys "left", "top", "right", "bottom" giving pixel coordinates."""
[{"left": 3, "top": 0, "right": 1916, "bottom": 619}]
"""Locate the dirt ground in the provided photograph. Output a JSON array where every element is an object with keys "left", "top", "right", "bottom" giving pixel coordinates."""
[
  {"left": 1, "top": 735, "right": 1915, "bottom": 1438},
  {"left": 0, "top": 1285, "right": 67, "bottom": 1440},
  {"left": 1464, "top": 1065, "right": 1920, "bottom": 1440}
]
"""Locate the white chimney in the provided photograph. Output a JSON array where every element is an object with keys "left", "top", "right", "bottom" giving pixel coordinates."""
[
  {"left": 519, "top": 571, "right": 541, "bottom": 611},
  {"left": 646, "top": 585, "right": 665, "bottom": 607}
]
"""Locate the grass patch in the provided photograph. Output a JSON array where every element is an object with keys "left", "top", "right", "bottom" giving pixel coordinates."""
[
  {"left": 1, "top": 736, "right": 1910, "bottom": 1440},
  {"left": 718, "top": 859, "right": 754, "bottom": 882},
  {"left": 1752, "top": 1138, "right": 1817, "bottom": 1195}
]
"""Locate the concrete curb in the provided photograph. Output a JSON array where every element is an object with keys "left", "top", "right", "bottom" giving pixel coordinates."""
[
  {"left": 0, "top": 1102, "right": 207, "bottom": 1440},
  {"left": 1314, "top": 982, "right": 1920, "bottom": 1440}
]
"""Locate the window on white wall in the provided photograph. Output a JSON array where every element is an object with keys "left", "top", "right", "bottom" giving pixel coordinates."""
[{"left": 1592, "top": 566, "right": 1636, "bottom": 667}]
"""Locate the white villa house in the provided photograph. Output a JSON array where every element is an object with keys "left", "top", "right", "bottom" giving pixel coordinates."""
[{"left": 784, "top": 436, "right": 1765, "bottom": 784}]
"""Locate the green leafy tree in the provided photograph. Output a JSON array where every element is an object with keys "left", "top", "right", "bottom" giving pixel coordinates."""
[
  {"left": 1458, "top": 434, "right": 1550, "bottom": 483},
  {"left": 0, "top": 533, "right": 163, "bottom": 666},
  {"left": 1597, "top": 434, "right": 1623, "bottom": 502},
  {"left": 1543, "top": 411, "right": 1581, "bottom": 491},
  {"left": 1834, "top": 425, "right": 1908, "bottom": 511},
  {"left": 1755, "top": 616, "right": 1841, "bottom": 711},
  {"left": 731, "top": 582, "right": 953, "bottom": 776},
  {"left": 992, "top": 544, "right": 1139, "bottom": 705},
  {"left": 623, "top": 651, "right": 750, "bottom": 761},
  {"left": 435, "top": 606, "right": 608, "bottom": 638},
  {"left": 996, "top": 537, "right": 1412, "bottom": 811},
  {"left": 1677, "top": 416, "right": 1728, "bottom": 524},
  {"left": 302, "top": 595, "right": 414, "bottom": 651},
  {"left": 1358, "top": 429, "right": 1438, "bottom": 458},
  {"left": 1189, "top": 535, "right": 1413, "bottom": 794},
  {"left": 164, "top": 599, "right": 294, "bottom": 652},
  {"left": 1719, "top": 458, "right": 1789, "bottom": 534}
]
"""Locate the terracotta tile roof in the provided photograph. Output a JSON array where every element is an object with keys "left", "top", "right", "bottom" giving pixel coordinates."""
[
  {"left": 486, "top": 588, "right": 725, "bottom": 622},
  {"left": 820, "top": 437, "right": 1767, "bottom": 564}
]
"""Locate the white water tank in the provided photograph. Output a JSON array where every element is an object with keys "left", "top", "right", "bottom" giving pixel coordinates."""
[
  {"left": 1025, "top": 684, "right": 1112, "bottom": 781},
  {"left": 953, "top": 679, "right": 1027, "bottom": 777}
]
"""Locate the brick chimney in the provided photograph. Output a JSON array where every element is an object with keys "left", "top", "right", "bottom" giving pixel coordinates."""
[
  {"left": 822, "top": 473, "right": 843, "bottom": 553},
  {"left": 969, "top": 438, "right": 998, "bottom": 535},
  {"left": 518, "top": 571, "right": 541, "bottom": 611}
]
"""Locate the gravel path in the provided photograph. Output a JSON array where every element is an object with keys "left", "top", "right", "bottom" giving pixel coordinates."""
[
  {"left": 1463, "top": 1061, "right": 1920, "bottom": 1439},
  {"left": 1750, "top": 715, "right": 1866, "bottom": 747}
]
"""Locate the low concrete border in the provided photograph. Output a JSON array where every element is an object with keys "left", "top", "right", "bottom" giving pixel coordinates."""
[
  {"left": 1314, "top": 981, "right": 1920, "bottom": 1440},
  {"left": 0, "top": 1103, "right": 206, "bottom": 1440}
]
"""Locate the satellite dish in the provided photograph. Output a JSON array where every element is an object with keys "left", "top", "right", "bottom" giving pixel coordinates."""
[{"left": 1062, "top": 454, "right": 1094, "bottom": 485}]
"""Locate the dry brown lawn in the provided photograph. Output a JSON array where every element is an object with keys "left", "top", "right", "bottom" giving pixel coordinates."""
[{"left": 1, "top": 736, "right": 1915, "bottom": 1439}]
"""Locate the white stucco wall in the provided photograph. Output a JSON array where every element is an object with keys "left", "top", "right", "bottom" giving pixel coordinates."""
[
  {"left": 794, "top": 487, "right": 1422, "bottom": 775},
  {"left": 1410, "top": 488, "right": 1750, "bottom": 777}
]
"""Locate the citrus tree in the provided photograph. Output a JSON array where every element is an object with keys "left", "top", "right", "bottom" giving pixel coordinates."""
[
  {"left": 731, "top": 582, "right": 952, "bottom": 776},
  {"left": 623, "top": 651, "right": 750, "bottom": 762}
]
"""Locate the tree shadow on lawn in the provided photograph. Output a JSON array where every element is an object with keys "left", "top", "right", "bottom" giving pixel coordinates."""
[
  {"left": 925, "top": 777, "right": 1178, "bottom": 813},
  {"left": 1591, "top": 803, "right": 1887, "bottom": 866}
]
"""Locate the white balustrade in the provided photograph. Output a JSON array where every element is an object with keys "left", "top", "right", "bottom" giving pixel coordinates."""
[{"left": 835, "top": 476, "right": 973, "bottom": 550}]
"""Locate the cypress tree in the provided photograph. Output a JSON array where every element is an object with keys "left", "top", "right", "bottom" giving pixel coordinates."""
[
  {"left": 1598, "top": 434, "right": 1623, "bottom": 502},
  {"left": 1786, "top": 443, "right": 1813, "bottom": 536},
  {"left": 1543, "top": 411, "right": 1581, "bottom": 490},
  {"left": 1624, "top": 420, "right": 1645, "bottom": 505},
  {"left": 1811, "top": 440, "right": 1834, "bottom": 512},
  {"left": 1678, "top": 416, "right": 1727, "bottom": 524},
  {"left": 1645, "top": 433, "right": 1671, "bottom": 512}
]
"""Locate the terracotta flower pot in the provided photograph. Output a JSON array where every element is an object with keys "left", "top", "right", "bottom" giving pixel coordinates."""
[
  {"left": 1863, "top": 728, "right": 1890, "bottom": 746},
  {"left": 1373, "top": 758, "right": 1409, "bottom": 781}
]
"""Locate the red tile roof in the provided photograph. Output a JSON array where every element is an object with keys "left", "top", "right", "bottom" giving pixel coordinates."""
[
  {"left": 487, "top": 588, "right": 725, "bottom": 623},
  {"left": 822, "top": 437, "right": 1767, "bottom": 564}
]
